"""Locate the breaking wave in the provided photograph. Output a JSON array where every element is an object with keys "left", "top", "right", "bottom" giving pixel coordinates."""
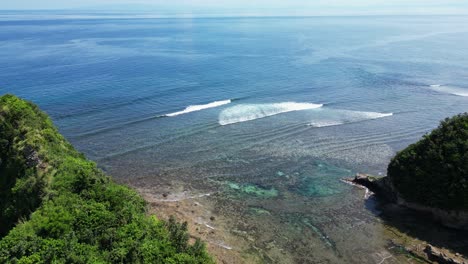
[
  {"left": 308, "top": 110, "right": 393, "bottom": 127},
  {"left": 165, "top": 99, "right": 232, "bottom": 117},
  {"left": 219, "top": 102, "right": 323, "bottom": 125},
  {"left": 429, "top": 84, "right": 468, "bottom": 97}
]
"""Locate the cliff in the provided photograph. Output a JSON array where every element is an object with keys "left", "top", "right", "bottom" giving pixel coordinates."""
[
  {"left": 350, "top": 113, "right": 468, "bottom": 230},
  {"left": 0, "top": 94, "right": 214, "bottom": 263}
]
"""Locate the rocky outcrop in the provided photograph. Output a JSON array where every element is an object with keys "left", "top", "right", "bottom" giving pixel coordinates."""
[
  {"left": 400, "top": 243, "right": 467, "bottom": 264},
  {"left": 346, "top": 173, "right": 395, "bottom": 202},
  {"left": 23, "top": 145, "right": 47, "bottom": 169},
  {"left": 424, "top": 245, "right": 467, "bottom": 264},
  {"left": 348, "top": 174, "right": 468, "bottom": 231},
  {"left": 396, "top": 197, "right": 468, "bottom": 231}
]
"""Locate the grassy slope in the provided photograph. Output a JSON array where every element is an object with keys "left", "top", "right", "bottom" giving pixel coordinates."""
[{"left": 0, "top": 94, "right": 214, "bottom": 264}]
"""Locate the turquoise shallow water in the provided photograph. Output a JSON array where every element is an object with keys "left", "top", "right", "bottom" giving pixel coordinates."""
[{"left": 1, "top": 13, "right": 468, "bottom": 262}]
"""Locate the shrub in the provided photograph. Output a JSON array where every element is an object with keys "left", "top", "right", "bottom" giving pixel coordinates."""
[{"left": 0, "top": 94, "right": 214, "bottom": 263}]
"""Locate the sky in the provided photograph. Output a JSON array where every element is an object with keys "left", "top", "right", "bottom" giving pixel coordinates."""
[{"left": 1, "top": 0, "right": 468, "bottom": 16}]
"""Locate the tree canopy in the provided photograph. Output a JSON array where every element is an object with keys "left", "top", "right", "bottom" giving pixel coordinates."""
[{"left": 387, "top": 113, "right": 468, "bottom": 211}]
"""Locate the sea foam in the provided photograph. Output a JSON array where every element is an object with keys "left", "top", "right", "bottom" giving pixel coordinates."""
[
  {"left": 219, "top": 102, "right": 323, "bottom": 125},
  {"left": 429, "top": 84, "right": 468, "bottom": 97},
  {"left": 165, "top": 99, "right": 232, "bottom": 117},
  {"left": 307, "top": 110, "right": 393, "bottom": 127}
]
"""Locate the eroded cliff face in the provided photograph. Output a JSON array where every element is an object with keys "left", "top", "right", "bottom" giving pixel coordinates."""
[
  {"left": 396, "top": 197, "right": 468, "bottom": 230},
  {"left": 349, "top": 173, "right": 468, "bottom": 231}
]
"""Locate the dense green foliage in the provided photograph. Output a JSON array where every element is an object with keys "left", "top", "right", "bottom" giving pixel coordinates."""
[
  {"left": 388, "top": 113, "right": 468, "bottom": 210},
  {"left": 0, "top": 95, "right": 214, "bottom": 263}
]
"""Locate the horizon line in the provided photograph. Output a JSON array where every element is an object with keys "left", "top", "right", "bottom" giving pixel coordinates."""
[{"left": 0, "top": 10, "right": 467, "bottom": 19}]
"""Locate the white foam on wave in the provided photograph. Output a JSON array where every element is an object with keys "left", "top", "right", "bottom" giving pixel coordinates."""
[
  {"left": 219, "top": 102, "right": 323, "bottom": 125},
  {"left": 308, "top": 110, "right": 393, "bottom": 128},
  {"left": 429, "top": 84, "right": 468, "bottom": 97},
  {"left": 308, "top": 120, "right": 344, "bottom": 128},
  {"left": 165, "top": 99, "right": 232, "bottom": 117}
]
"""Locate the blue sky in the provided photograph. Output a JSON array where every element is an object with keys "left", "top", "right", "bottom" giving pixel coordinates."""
[{"left": 1, "top": 0, "right": 468, "bottom": 15}]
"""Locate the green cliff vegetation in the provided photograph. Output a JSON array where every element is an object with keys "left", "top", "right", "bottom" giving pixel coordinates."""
[
  {"left": 387, "top": 113, "right": 468, "bottom": 211},
  {"left": 0, "top": 94, "right": 214, "bottom": 263}
]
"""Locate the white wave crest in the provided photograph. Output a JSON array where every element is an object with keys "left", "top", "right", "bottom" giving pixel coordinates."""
[
  {"left": 165, "top": 100, "right": 232, "bottom": 117},
  {"left": 219, "top": 102, "right": 323, "bottom": 125},
  {"left": 308, "top": 121, "right": 344, "bottom": 128},
  {"left": 429, "top": 84, "right": 468, "bottom": 97},
  {"left": 308, "top": 110, "right": 393, "bottom": 128}
]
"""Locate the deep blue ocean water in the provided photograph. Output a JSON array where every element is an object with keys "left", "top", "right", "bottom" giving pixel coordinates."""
[{"left": 1, "top": 13, "right": 468, "bottom": 263}]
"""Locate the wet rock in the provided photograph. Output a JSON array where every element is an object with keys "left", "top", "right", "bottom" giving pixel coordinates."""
[{"left": 424, "top": 244, "right": 467, "bottom": 264}]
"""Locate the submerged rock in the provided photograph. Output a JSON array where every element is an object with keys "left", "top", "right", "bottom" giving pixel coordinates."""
[
  {"left": 226, "top": 182, "right": 279, "bottom": 198},
  {"left": 248, "top": 207, "right": 271, "bottom": 215}
]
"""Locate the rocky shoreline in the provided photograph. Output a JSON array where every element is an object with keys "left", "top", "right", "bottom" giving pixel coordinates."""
[
  {"left": 345, "top": 173, "right": 468, "bottom": 264},
  {"left": 345, "top": 174, "right": 468, "bottom": 230}
]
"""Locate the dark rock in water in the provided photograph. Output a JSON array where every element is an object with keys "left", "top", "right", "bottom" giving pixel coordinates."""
[{"left": 349, "top": 173, "right": 396, "bottom": 202}]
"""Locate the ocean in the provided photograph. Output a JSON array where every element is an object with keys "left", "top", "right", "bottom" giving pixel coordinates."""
[{"left": 1, "top": 12, "right": 467, "bottom": 263}]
